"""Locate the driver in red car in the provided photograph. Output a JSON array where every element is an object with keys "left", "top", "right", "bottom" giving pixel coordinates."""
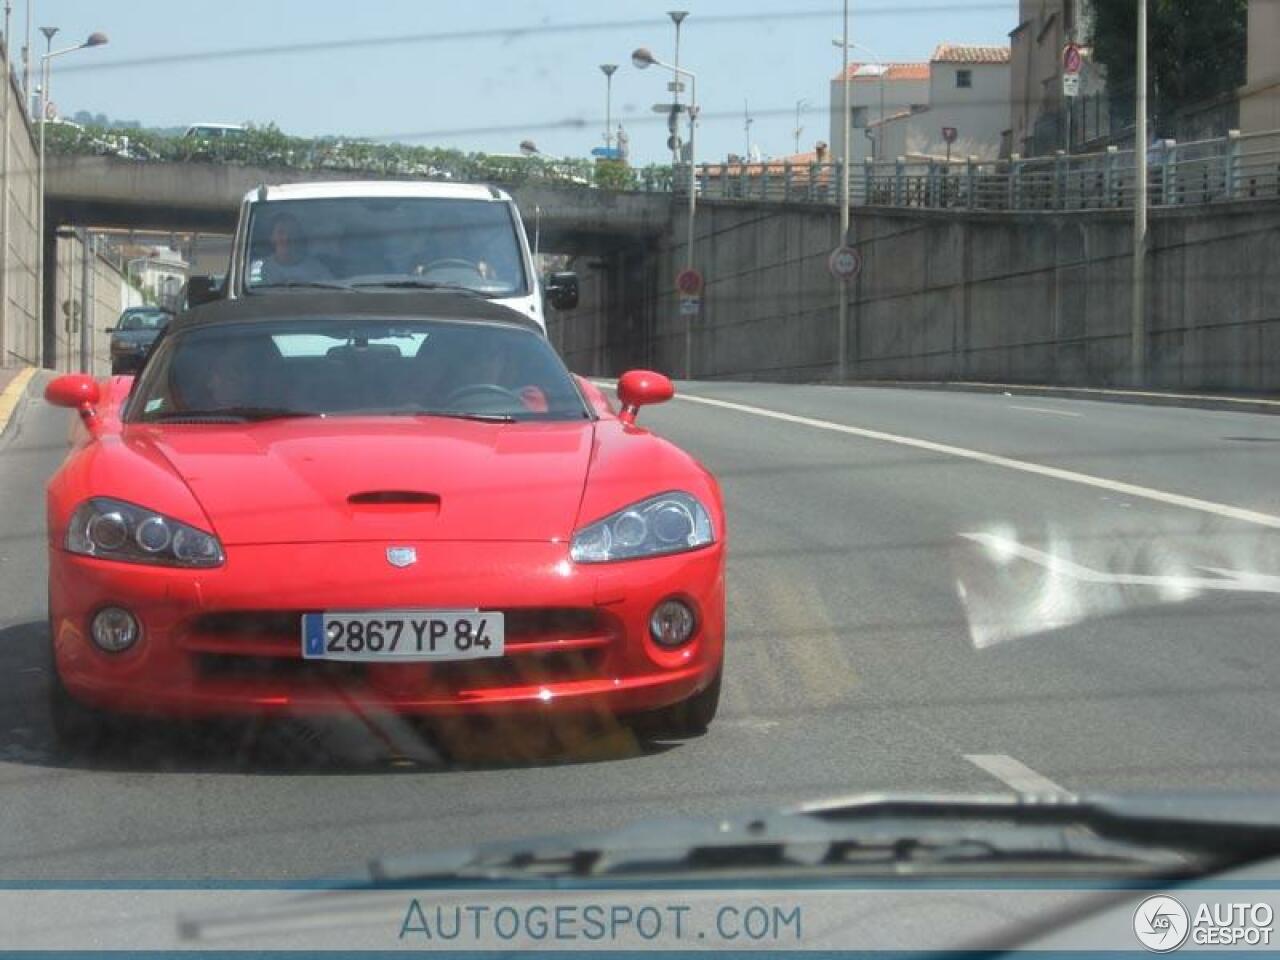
[{"left": 417, "top": 327, "right": 548, "bottom": 413}]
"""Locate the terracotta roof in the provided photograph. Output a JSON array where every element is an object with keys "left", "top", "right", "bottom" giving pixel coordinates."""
[
  {"left": 833, "top": 61, "right": 930, "bottom": 82},
  {"left": 930, "top": 43, "right": 1011, "bottom": 64}
]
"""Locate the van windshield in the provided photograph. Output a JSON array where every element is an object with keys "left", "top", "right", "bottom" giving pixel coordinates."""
[{"left": 243, "top": 197, "right": 529, "bottom": 297}]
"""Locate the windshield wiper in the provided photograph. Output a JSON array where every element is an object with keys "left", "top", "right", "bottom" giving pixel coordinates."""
[
  {"left": 367, "top": 793, "right": 1280, "bottom": 885},
  {"left": 250, "top": 280, "right": 354, "bottom": 291},
  {"left": 412, "top": 410, "right": 518, "bottom": 423},
  {"left": 347, "top": 279, "right": 498, "bottom": 297},
  {"left": 146, "top": 407, "right": 320, "bottom": 423}
]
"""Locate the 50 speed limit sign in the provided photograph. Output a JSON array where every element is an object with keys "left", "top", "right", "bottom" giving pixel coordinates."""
[{"left": 828, "top": 245, "right": 862, "bottom": 281}]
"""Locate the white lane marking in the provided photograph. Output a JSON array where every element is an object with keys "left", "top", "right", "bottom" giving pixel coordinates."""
[
  {"left": 672, "top": 391, "right": 1280, "bottom": 530},
  {"left": 960, "top": 531, "right": 1280, "bottom": 594},
  {"left": 1009, "top": 404, "right": 1082, "bottom": 418},
  {"left": 863, "top": 379, "right": 1280, "bottom": 408},
  {"left": 964, "top": 754, "right": 1071, "bottom": 796}
]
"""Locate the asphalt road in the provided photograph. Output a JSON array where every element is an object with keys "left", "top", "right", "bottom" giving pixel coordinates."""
[{"left": 4, "top": 374, "right": 1280, "bottom": 881}]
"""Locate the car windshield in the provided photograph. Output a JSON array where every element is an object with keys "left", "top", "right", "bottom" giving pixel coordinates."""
[
  {"left": 243, "top": 197, "right": 528, "bottom": 296},
  {"left": 117, "top": 310, "right": 169, "bottom": 331},
  {"left": 127, "top": 315, "right": 588, "bottom": 422}
]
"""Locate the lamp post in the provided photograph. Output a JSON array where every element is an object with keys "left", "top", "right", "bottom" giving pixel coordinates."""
[
  {"left": 1131, "top": 0, "right": 1147, "bottom": 386},
  {"left": 599, "top": 63, "right": 618, "bottom": 155},
  {"left": 794, "top": 98, "right": 809, "bottom": 155},
  {"left": 36, "top": 27, "right": 107, "bottom": 368},
  {"left": 666, "top": 10, "right": 687, "bottom": 166},
  {"left": 837, "top": 0, "right": 850, "bottom": 383},
  {"left": 633, "top": 45, "right": 696, "bottom": 380},
  {"left": 832, "top": 38, "right": 887, "bottom": 161}
]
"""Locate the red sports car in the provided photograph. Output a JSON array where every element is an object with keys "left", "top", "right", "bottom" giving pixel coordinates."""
[{"left": 43, "top": 293, "right": 725, "bottom": 749}]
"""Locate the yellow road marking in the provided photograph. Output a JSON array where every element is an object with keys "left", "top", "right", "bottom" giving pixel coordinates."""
[{"left": 0, "top": 368, "right": 37, "bottom": 435}]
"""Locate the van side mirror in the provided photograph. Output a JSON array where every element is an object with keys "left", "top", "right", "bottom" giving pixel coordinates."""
[
  {"left": 546, "top": 271, "right": 579, "bottom": 311},
  {"left": 186, "top": 275, "right": 220, "bottom": 307}
]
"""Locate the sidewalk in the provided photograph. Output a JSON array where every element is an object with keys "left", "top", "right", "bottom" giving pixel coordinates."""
[{"left": 0, "top": 366, "right": 38, "bottom": 436}]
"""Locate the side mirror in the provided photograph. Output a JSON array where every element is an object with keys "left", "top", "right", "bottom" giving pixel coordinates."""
[
  {"left": 185, "top": 274, "right": 220, "bottom": 307},
  {"left": 103, "top": 326, "right": 117, "bottom": 333},
  {"left": 45, "top": 374, "right": 101, "bottom": 425},
  {"left": 616, "top": 369, "right": 674, "bottom": 425},
  {"left": 545, "top": 271, "right": 579, "bottom": 311}
]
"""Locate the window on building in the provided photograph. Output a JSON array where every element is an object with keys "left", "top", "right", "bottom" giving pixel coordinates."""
[
  {"left": 956, "top": 69, "right": 973, "bottom": 89},
  {"left": 851, "top": 106, "right": 868, "bottom": 128}
]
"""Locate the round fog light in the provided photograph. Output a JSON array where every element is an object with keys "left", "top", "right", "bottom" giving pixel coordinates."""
[
  {"left": 91, "top": 607, "right": 139, "bottom": 653},
  {"left": 649, "top": 599, "right": 696, "bottom": 648}
]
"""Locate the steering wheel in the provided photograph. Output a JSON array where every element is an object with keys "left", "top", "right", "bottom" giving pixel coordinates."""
[
  {"left": 443, "top": 383, "right": 523, "bottom": 408},
  {"left": 418, "top": 258, "right": 485, "bottom": 278}
]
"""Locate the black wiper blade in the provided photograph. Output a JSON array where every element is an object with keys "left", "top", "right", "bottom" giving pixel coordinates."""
[
  {"left": 371, "top": 793, "right": 1280, "bottom": 885},
  {"left": 413, "top": 410, "right": 517, "bottom": 423},
  {"left": 147, "top": 407, "right": 320, "bottom": 423},
  {"left": 250, "top": 280, "right": 354, "bottom": 291},
  {"left": 347, "top": 279, "right": 497, "bottom": 297}
]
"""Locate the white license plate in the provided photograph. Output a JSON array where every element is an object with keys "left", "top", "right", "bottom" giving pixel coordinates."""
[{"left": 301, "top": 611, "right": 504, "bottom": 662}]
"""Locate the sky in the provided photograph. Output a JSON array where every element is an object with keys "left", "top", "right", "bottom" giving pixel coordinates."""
[{"left": 30, "top": 0, "right": 1017, "bottom": 167}]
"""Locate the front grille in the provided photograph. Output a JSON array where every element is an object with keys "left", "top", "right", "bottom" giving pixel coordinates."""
[
  {"left": 185, "top": 607, "right": 614, "bottom": 689},
  {"left": 192, "top": 650, "right": 602, "bottom": 687}
]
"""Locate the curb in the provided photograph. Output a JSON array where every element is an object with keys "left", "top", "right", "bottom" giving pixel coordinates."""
[
  {"left": 837, "top": 380, "right": 1280, "bottom": 416},
  {"left": 0, "top": 366, "right": 38, "bottom": 441}
]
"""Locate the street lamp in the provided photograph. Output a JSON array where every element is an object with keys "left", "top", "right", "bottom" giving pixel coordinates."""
[
  {"left": 599, "top": 64, "right": 618, "bottom": 155},
  {"left": 36, "top": 27, "right": 107, "bottom": 368},
  {"left": 794, "top": 98, "right": 810, "bottom": 155},
  {"left": 666, "top": 11, "right": 688, "bottom": 166},
  {"left": 633, "top": 45, "right": 697, "bottom": 380},
  {"left": 833, "top": 38, "right": 887, "bottom": 162}
]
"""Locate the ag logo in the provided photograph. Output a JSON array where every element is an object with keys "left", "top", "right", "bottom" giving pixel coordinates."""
[{"left": 1134, "top": 895, "right": 1190, "bottom": 952}]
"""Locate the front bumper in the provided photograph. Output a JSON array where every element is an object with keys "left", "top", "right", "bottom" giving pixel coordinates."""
[{"left": 49, "top": 540, "right": 725, "bottom": 719}]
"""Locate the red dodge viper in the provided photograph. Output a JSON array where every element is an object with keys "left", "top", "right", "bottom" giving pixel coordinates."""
[{"left": 43, "top": 293, "right": 725, "bottom": 749}]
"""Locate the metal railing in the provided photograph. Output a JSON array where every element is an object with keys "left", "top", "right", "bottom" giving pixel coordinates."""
[{"left": 676, "top": 128, "right": 1280, "bottom": 212}]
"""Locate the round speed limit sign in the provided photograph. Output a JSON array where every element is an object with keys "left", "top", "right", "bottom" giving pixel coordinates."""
[{"left": 828, "top": 245, "right": 862, "bottom": 281}]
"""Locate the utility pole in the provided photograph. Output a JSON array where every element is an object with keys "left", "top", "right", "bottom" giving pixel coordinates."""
[
  {"left": 794, "top": 98, "right": 808, "bottom": 155},
  {"left": 1131, "top": 0, "right": 1147, "bottom": 386},
  {"left": 599, "top": 63, "right": 618, "bottom": 154},
  {"left": 743, "top": 99, "right": 753, "bottom": 161},
  {"left": 77, "top": 227, "right": 89, "bottom": 372},
  {"left": 21, "top": 0, "right": 28, "bottom": 113},
  {"left": 837, "top": 0, "right": 850, "bottom": 383},
  {"left": 668, "top": 10, "right": 687, "bottom": 166}
]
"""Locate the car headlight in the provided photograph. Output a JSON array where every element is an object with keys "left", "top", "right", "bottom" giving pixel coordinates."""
[
  {"left": 570, "top": 492, "right": 714, "bottom": 563},
  {"left": 65, "top": 497, "right": 224, "bottom": 568}
]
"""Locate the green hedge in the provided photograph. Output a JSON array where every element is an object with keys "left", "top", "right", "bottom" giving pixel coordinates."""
[{"left": 44, "top": 122, "right": 675, "bottom": 192}]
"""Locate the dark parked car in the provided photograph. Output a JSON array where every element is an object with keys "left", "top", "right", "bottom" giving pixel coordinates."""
[{"left": 108, "top": 307, "right": 172, "bottom": 374}]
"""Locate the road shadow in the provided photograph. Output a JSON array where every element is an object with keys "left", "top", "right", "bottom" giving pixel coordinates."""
[{"left": 0, "top": 620, "right": 676, "bottom": 775}]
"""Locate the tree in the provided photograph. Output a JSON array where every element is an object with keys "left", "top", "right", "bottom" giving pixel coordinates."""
[{"left": 1090, "top": 0, "right": 1248, "bottom": 136}]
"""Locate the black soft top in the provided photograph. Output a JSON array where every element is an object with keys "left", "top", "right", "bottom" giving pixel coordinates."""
[{"left": 175, "top": 291, "right": 541, "bottom": 332}]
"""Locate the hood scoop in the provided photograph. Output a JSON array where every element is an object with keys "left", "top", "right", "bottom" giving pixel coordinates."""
[{"left": 347, "top": 490, "right": 441, "bottom": 512}]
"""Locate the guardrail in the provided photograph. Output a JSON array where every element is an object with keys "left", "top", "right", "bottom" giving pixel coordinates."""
[{"left": 676, "top": 128, "right": 1280, "bottom": 212}]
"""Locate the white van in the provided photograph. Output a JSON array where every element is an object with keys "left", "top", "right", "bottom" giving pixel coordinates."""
[{"left": 191, "top": 180, "right": 578, "bottom": 331}]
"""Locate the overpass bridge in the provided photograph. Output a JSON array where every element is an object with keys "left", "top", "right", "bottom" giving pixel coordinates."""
[{"left": 44, "top": 155, "right": 674, "bottom": 253}]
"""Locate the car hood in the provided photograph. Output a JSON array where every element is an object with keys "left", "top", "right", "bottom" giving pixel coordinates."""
[{"left": 130, "top": 417, "right": 595, "bottom": 545}]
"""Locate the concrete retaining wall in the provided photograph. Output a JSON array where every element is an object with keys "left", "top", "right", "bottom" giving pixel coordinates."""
[
  {"left": 557, "top": 196, "right": 1280, "bottom": 394},
  {"left": 0, "top": 54, "right": 39, "bottom": 370}
]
